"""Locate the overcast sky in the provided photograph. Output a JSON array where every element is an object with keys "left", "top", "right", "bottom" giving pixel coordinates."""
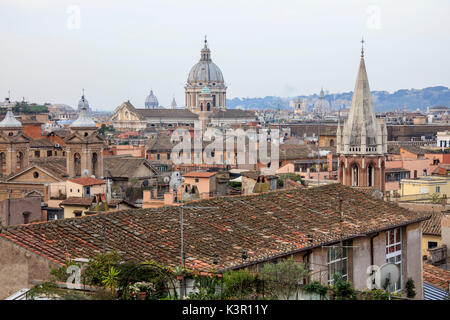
[{"left": 0, "top": 0, "right": 448, "bottom": 111}]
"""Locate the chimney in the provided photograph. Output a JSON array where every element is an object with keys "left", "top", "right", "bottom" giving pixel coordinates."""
[{"left": 164, "top": 192, "right": 175, "bottom": 205}]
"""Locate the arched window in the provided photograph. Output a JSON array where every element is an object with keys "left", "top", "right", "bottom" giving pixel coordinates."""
[
  {"left": 16, "top": 151, "right": 24, "bottom": 170},
  {"left": 92, "top": 152, "right": 98, "bottom": 176},
  {"left": 0, "top": 152, "right": 5, "bottom": 176},
  {"left": 329, "top": 139, "right": 335, "bottom": 147},
  {"left": 200, "top": 103, "right": 203, "bottom": 111},
  {"left": 368, "top": 164, "right": 374, "bottom": 187},
  {"left": 207, "top": 103, "right": 211, "bottom": 111},
  {"left": 351, "top": 163, "right": 359, "bottom": 187},
  {"left": 74, "top": 153, "right": 81, "bottom": 176}
]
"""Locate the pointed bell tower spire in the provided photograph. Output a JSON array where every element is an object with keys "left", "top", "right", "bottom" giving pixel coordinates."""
[{"left": 337, "top": 39, "right": 386, "bottom": 193}]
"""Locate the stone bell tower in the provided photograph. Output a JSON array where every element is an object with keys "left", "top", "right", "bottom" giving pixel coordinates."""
[
  {"left": 0, "top": 108, "right": 30, "bottom": 176},
  {"left": 336, "top": 40, "right": 387, "bottom": 193},
  {"left": 65, "top": 93, "right": 105, "bottom": 178}
]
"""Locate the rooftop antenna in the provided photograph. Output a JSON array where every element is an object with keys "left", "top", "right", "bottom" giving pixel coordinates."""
[
  {"left": 317, "top": 87, "right": 324, "bottom": 187},
  {"left": 169, "top": 171, "right": 185, "bottom": 269},
  {"left": 168, "top": 171, "right": 218, "bottom": 297}
]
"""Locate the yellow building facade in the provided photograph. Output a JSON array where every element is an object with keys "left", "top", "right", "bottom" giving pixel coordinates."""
[{"left": 400, "top": 176, "right": 450, "bottom": 199}]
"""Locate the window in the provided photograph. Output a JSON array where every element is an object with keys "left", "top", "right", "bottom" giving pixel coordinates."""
[
  {"left": 195, "top": 178, "right": 199, "bottom": 183},
  {"left": 436, "top": 186, "right": 441, "bottom": 193},
  {"left": 385, "top": 228, "right": 402, "bottom": 292},
  {"left": 327, "top": 243, "right": 348, "bottom": 284},
  {"left": 428, "top": 241, "right": 438, "bottom": 249},
  {"left": 35, "top": 150, "right": 40, "bottom": 158},
  {"left": 47, "top": 150, "right": 52, "bottom": 157},
  {"left": 23, "top": 212, "right": 30, "bottom": 224},
  {"left": 157, "top": 154, "right": 160, "bottom": 160},
  {"left": 33, "top": 172, "right": 39, "bottom": 179},
  {"left": 351, "top": 164, "right": 359, "bottom": 186}
]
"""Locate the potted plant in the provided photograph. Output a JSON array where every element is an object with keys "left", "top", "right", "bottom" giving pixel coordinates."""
[
  {"left": 173, "top": 266, "right": 185, "bottom": 281},
  {"left": 130, "top": 282, "right": 155, "bottom": 300}
]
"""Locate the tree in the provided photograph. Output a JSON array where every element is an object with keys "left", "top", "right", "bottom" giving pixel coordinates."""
[
  {"left": 222, "top": 269, "right": 259, "bottom": 299},
  {"left": 259, "top": 258, "right": 309, "bottom": 299}
]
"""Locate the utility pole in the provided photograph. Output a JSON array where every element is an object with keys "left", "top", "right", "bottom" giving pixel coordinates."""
[{"left": 180, "top": 187, "right": 185, "bottom": 269}]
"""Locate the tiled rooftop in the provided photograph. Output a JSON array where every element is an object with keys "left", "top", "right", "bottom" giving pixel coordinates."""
[
  {"left": 0, "top": 184, "right": 429, "bottom": 272},
  {"left": 423, "top": 263, "right": 450, "bottom": 292},
  {"left": 184, "top": 171, "right": 217, "bottom": 178},
  {"left": 422, "top": 212, "right": 442, "bottom": 236},
  {"left": 60, "top": 197, "right": 94, "bottom": 206},
  {"left": 68, "top": 177, "right": 106, "bottom": 186}
]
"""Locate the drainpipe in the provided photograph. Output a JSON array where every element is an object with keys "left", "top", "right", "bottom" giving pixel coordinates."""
[
  {"left": 7, "top": 189, "right": 11, "bottom": 226},
  {"left": 370, "top": 232, "right": 379, "bottom": 266},
  {"left": 369, "top": 232, "right": 380, "bottom": 288},
  {"left": 303, "top": 249, "right": 313, "bottom": 283}
]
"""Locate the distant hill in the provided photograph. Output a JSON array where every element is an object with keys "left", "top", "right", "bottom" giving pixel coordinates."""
[{"left": 226, "top": 86, "right": 450, "bottom": 112}]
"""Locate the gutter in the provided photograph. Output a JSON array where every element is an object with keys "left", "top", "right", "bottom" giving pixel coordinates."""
[{"left": 220, "top": 215, "right": 431, "bottom": 273}]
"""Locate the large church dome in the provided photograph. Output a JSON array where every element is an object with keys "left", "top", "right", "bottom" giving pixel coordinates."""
[
  {"left": 145, "top": 90, "right": 159, "bottom": 109},
  {"left": 187, "top": 39, "right": 224, "bottom": 84}
]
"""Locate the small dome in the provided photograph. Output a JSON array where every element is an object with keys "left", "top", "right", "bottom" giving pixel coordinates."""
[
  {"left": 71, "top": 95, "right": 96, "bottom": 128},
  {"left": 145, "top": 90, "right": 159, "bottom": 109},
  {"left": 0, "top": 108, "right": 22, "bottom": 128}
]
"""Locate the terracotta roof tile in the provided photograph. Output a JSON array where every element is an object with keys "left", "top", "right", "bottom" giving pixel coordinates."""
[
  {"left": 423, "top": 263, "right": 450, "bottom": 292},
  {"left": 184, "top": 171, "right": 217, "bottom": 178},
  {"left": 0, "top": 184, "right": 430, "bottom": 272},
  {"left": 68, "top": 177, "right": 106, "bottom": 186},
  {"left": 422, "top": 212, "right": 442, "bottom": 236},
  {"left": 60, "top": 197, "right": 94, "bottom": 206}
]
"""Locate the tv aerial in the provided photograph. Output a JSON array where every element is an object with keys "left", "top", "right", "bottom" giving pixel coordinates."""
[{"left": 169, "top": 171, "right": 183, "bottom": 192}]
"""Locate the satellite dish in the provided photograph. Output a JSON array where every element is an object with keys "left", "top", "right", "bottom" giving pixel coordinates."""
[
  {"left": 163, "top": 176, "right": 170, "bottom": 184},
  {"left": 82, "top": 169, "right": 89, "bottom": 177},
  {"left": 169, "top": 171, "right": 183, "bottom": 191},
  {"left": 375, "top": 263, "right": 400, "bottom": 290}
]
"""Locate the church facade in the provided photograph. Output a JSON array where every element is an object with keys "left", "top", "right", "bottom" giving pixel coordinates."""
[{"left": 336, "top": 44, "right": 388, "bottom": 193}]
